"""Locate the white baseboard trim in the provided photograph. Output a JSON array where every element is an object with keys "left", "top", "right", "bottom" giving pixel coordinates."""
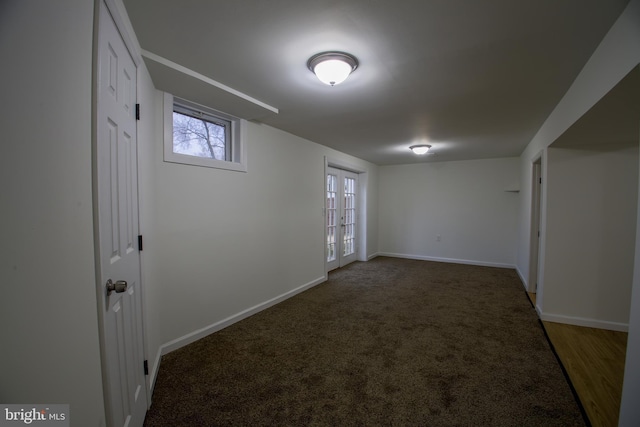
[
  {"left": 148, "top": 346, "right": 163, "bottom": 399},
  {"left": 149, "top": 275, "right": 327, "bottom": 389},
  {"left": 378, "top": 252, "right": 516, "bottom": 269},
  {"left": 367, "top": 252, "right": 380, "bottom": 261},
  {"left": 515, "top": 266, "right": 528, "bottom": 289},
  {"left": 540, "top": 312, "right": 629, "bottom": 332}
]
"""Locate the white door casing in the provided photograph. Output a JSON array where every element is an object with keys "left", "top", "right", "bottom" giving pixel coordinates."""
[
  {"left": 327, "top": 167, "right": 358, "bottom": 271},
  {"left": 95, "top": 2, "right": 148, "bottom": 427},
  {"left": 529, "top": 159, "right": 542, "bottom": 295}
]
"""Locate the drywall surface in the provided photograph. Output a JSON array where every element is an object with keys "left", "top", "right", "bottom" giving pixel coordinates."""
[
  {"left": 378, "top": 158, "right": 519, "bottom": 267},
  {"left": 512, "top": 0, "right": 640, "bottom": 419},
  {"left": 543, "top": 146, "right": 638, "bottom": 327},
  {"left": 0, "top": 1, "right": 107, "bottom": 426},
  {"left": 137, "top": 65, "right": 165, "bottom": 392},
  {"left": 620, "top": 130, "right": 640, "bottom": 426},
  {"left": 146, "top": 113, "right": 378, "bottom": 357},
  {"left": 517, "top": 0, "right": 640, "bottom": 285}
]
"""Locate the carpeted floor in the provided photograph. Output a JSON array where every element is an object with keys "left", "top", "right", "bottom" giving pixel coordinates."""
[{"left": 144, "top": 257, "right": 586, "bottom": 426}]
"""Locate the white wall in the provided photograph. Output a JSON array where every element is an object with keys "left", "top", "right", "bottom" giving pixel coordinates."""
[
  {"left": 141, "top": 100, "right": 378, "bottom": 382},
  {"left": 620, "top": 130, "right": 640, "bottom": 425},
  {"left": 137, "top": 67, "right": 165, "bottom": 393},
  {"left": 511, "top": 1, "right": 640, "bottom": 423},
  {"left": 378, "top": 158, "right": 519, "bottom": 267},
  {"left": 542, "top": 146, "right": 638, "bottom": 328},
  {"left": 517, "top": 0, "right": 640, "bottom": 285},
  {"left": 0, "top": 1, "right": 107, "bottom": 426}
]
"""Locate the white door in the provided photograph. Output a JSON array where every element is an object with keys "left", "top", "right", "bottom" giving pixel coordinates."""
[
  {"left": 96, "top": 2, "right": 148, "bottom": 427},
  {"left": 327, "top": 167, "right": 358, "bottom": 271}
]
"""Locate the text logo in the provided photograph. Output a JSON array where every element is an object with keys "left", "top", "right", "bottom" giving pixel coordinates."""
[{"left": 0, "top": 405, "right": 69, "bottom": 427}]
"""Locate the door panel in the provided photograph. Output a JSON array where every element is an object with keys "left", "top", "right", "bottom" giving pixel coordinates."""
[
  {"left": 96, "top": 2, "right": 148, "bottom": 427},
  {"left": 341, "top": 173, "right": 357, "bottom": 265},
  {"left": 327, "top": 167, "right": 358, "bottom": 271},
  {"left": 326, "top": 171, "right": 339, "bottom": 271}
]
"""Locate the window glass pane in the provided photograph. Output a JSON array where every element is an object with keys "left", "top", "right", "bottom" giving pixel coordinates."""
[{"left": 172, "top": 111, "right": 228, "bottom": 160}]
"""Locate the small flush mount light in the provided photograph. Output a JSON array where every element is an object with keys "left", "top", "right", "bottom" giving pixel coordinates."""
[
  {"left": 307, "top": 51, "right": 358, "bottom": 86},
  {"left": 409, "top": 144, "right": 432, "bottom": 155}
]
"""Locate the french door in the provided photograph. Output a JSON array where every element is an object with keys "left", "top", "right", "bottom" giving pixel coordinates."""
[{"left": 326, "top": 167, "right": 358, "bottom": 271}]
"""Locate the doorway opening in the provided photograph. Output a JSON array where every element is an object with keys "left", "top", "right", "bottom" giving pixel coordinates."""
[{"left": 528, "top": 156, "right": 542, "bottom": 308}]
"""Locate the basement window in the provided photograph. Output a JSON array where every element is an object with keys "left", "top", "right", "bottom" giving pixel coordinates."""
[{"left": 164, "top": 94, "right": 247, "bottom": 172}]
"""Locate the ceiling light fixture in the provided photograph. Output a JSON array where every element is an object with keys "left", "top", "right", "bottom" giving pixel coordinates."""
[
  {"left": 307, "top": 51, "right": 358, "bottom": 86},
  {"left": 409, "top": 144, "right": 431, "bottom": 155}
]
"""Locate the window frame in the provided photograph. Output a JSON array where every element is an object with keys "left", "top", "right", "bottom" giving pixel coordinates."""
[{"left": 163, "top": 93, "right": 247, "bottom": 172}]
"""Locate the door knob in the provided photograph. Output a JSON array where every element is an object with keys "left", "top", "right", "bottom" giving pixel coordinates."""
[{"left": 106, "top": 279, "right": 128, "bottom": 295}]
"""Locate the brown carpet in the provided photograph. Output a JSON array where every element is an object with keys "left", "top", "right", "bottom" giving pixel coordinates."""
[{"left": 144, "top": 257, "right": 586, "bottom": 426}]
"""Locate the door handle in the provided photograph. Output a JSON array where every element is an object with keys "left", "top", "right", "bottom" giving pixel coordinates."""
[{"left": 106, "top": 279, "right": 128, "bottom": 295}]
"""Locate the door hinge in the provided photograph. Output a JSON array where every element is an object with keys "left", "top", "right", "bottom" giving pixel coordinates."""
[
  {"left": 138, "top": 235, "right": 143, "bottom": 251},
  {"left": 135, "top": 104, "right": 140, "bottom": 121},
  {"left": 143, "top": 360, "right": 149, "bottom": 376},
  {"left": 539, "top": 177, "right": 542, "bottom": 184}
]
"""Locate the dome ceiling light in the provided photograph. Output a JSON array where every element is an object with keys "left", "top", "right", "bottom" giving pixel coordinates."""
[
  {"left": 409, "top": 144, "right": 432, "bottom": 155},
  {"left": 307, "top": 52, "right": 358, "bottom": 86}
]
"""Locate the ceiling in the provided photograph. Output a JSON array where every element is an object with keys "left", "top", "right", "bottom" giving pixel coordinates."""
[
  {"left": 552, "top": 66, "right": 640, "bottom": 149},
  {"left": 122, "top": 0, "right": 630, "bottom": 165}
]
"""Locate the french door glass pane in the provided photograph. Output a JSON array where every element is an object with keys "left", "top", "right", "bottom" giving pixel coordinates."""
[
  {"left": 327, "top": 174, "right": 338, "bottom": 262},
  {"left": 343, "top": 177, "right": 356, "bottom": 257}
]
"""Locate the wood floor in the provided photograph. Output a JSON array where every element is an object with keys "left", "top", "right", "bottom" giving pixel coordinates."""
[{"left": 527, "top": 292, "right": 628, "bottom": 427}]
